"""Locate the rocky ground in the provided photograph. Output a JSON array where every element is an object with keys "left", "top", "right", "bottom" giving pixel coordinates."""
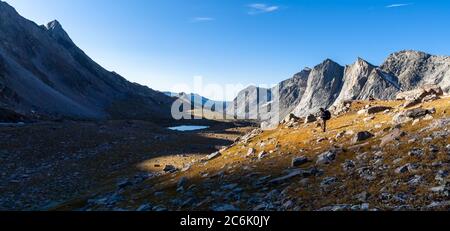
[
  {"left": 56, "top": 96, "right": 449, "bottom": 211},
  {"left": 0, "top": 120, "right": 255, "bottom": 210}
]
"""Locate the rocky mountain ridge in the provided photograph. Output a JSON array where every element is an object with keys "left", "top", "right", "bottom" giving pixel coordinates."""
[
  {"left": 234, "top": 50, "right": 450, "bottom": 122},
  {"left": 0, "top": 1, "right": 174, "bottom": 121}
]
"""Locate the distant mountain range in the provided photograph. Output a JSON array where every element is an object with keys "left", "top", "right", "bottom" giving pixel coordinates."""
[
  {"left": 0, "top": 1, "right": 174, "bottom": 121},
  {"left": 233, "top": 50, "right": 450, "bottom": 121},
  {"left": 1, "top": 1, "right": 449, "bottom": 124},
  {"left": 164, "top": 92, "right": 231, "bottom": 109}
]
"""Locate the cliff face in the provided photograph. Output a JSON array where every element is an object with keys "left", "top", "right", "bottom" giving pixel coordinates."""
[
  {"left": 274, "top": 68, "right": 311, "bottom": 119},
  {"left": 0, "top": 1, "right": 174, "bottom": 121},
  {"left": 292, "top": 59, "right": 345, "bottom": 117},
  {"left": 333, "top": 58, "right": 376, "bottom": 105}
]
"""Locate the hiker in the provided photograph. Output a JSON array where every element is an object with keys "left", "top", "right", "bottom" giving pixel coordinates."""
[{"left": 319, "top": 108, "right": 331, "bottom": 132}]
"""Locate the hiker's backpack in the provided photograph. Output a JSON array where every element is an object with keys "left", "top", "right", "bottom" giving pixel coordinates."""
[{"left": 323, "top": 111, "right": 331, "bottom": 121}]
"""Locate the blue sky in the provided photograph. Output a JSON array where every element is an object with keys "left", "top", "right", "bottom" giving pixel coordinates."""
[{"left": 4, "top": 0, "right": 450, "bottom": 100}]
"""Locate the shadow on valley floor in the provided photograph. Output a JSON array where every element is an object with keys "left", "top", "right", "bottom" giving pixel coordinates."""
[{"left": 0, "top": 119, "right": 256, "bottom": 211}]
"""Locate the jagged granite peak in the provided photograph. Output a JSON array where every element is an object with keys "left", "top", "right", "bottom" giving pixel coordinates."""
[
  {"left": 387, "top": 50, "right": 432, "bottom": 60},
  {"left": 357, "top": 68, "right": 400, "bottom": 100},
  {"left": 333, "top": 58, "right": 376, "bottom": 105},
  {"left": 275, "top": 67, "right": 311, "bottom": 119},
  {"left": 44, "top": 20, "right": 74, "bottom": 46},
  {"left": 292, "top": 59, "right": 345, "bottom": 117},
  {"left": 381, "top": 50, "right": 450, "bottom": 92},
  {"left": 0, "top": 1, "right": 174, "bottom": 120},
  {"left": 46, "top": 19, "right": 63, "bottom": 30}
]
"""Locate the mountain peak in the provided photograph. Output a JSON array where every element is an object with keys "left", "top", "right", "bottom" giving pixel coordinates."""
[
  {"left": 44, "top": 20, "right": 74, "bottom": 46},
  {"left": 354, "top": 57, "right": 375, "bottom": 67},
  {"left": 46, "top": 20, "right": 63, "bottom": 30},
  {"left": 314, "top": 59, "right": 342, "bottom": 70},
  {"left": 320, "top": 58, "right": 343, "bottom": 67},
  {"left": 356, "top": 57, "right": 366, "bottom": 63},
  {"left": 323, "top": 58, "right": 335, "bottom": 64},
  {"left": 388, "top": 50, "right": 432, "bottom": 60}
]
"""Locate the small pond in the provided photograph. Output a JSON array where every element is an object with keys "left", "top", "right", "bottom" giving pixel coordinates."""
[{"left": 168, "top": 125, "right": 210, "bottom": 132}]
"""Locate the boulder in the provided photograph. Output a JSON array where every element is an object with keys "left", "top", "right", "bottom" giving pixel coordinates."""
[
  {"left": 284, "top": 113, "right": 300, "bottom": 123},
  {"left": 357, "top": 109, "right": 367, "bottom": 115},
  {"left": 163, "top": 165, "right": 177, "bottom": 173},
  {"left": 392, "top": 113, "right": 412, "bottom": 124},
  {"left": 304, "top": 114, "right": 317, "bottom": 124},
  {"left": 422, "top": 94, "right": 440, "bottom": 103},
  {"left": 407, "top": 175, "right": 423, "bottom": 186},
  {"left": 332, "top": 101, "right": 352, "bottom": 116},
  {"left": 258, "top": 151, "right": 268, "bottom": 160},
  {"left": 423, "top": 85, "right": 444, "bottom": 96},
  {"left": 268, "top": 168, "right": 318, "bottom": 184},
  {"left": 336, "top": 131, "right": 346, "bottom": 139},
  {"left": 408, "top": 148, "right": 424, "bottom": 158},
  {"left": 342, "top": 160, "right": 356, "bottom": 172},
  {"left": 423, "top": 114, "right": 434, "bottom": 121},
  {"left": 396, "top": 88, "right": 427, "bottom": 101},
  {"left": 395, "top": 164, "right": 410, "bottom": 174},
  {"left": 363, "top": 116, "right": 375, "bottom": 122},
  {"left": 316, "top": 149, "right": 342, "bottom": 165},
  {"left": 206, "top": 151, "right": 222, "bottom": 160},
  {"left": 292, "top": 156, "right": 309, "bottom": 167},
  {"left": 397, "top": 85, "right": 444, "bottom": 108},
  {"left": 397, "top": 85, "right": 443, "bottom": 100},
  {"left": 246, "top": 148, "right": 255, "bottom": 157},
  {"left": 429, "top": 145, "right": 439, "bottom": 153},
  {"left": 380, "top": 128, "right": 407, "bottom": 147},
  {"left": 352, "top": 131, "right": 374, "bottom": 143},
  {"left": 405, "top": 108, "right": 434, "bottom": 119},
  {"left": 427, "top": 118, "right": 450, "bottom": 130},
  {"left": 320, "top": 177, "right": 337, "bottom": 187},
  {"left": 393, "top": 108, "right": 435, "bottom": 124},
  {"left": 402, "top": 99, "right": 422, "bottom": 108},
  {"left": 366, "top": 106, "right": 392, "bottom": 115},
  {"left": 436, "top": 170, "right": 449, "bottom": 183}
]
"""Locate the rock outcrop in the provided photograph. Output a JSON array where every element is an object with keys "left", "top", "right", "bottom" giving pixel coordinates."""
[
  {"left": 397, "top": 85, "right": 444, "bottom": 108},
  {"left": 380, "top": 50, "right": 450, "bottom": 92}
]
